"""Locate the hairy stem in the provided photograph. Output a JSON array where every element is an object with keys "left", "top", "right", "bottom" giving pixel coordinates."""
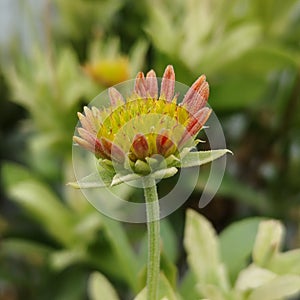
[{"left": 143, "top": 176, "right": 160, "bottom": 300}]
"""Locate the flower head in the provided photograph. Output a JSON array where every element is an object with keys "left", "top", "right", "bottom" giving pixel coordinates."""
[{"left": 74, "top": 65, "right": 212, "bottom": 176}]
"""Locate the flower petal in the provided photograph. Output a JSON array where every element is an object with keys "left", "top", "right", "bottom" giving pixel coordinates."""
[
  {"left": 134, "top": 71, "right": 147, "bottom": 98},
  {"left": 108, "top": 87, "right": 125, "bottom": 106},
  {"left": 78, "top": 106, "right": 98, "bottom": 134},
  {"left": 160, "top": 65, "right": 175, "bottom": 102},
  {"left": 74, "top": 130, "right": 108, "bottom": 159},
  {"left": 100, "top": 137, "right": 125, "bottom": 163},
  {"left": 186, "top": 107, "right": 212, "bottom": 136},
  {"left": 146, "top": 70, "right": 158, "bottom": 98},
  {"left": 156, "top": 130, "right": 177, "bottom": 157},
  {"left": 131, "top": 133, "right": 150, "bottom": 160},
  {"left": 182, "top": 75, "right": 209, "bottom": 115}
]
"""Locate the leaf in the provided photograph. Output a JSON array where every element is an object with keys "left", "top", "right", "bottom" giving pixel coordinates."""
[
  {"left": 179, "top": 271, "right": 201, "bottom": 300},
  {"left": 134, "top": 273, "right": 177, "bottom": 300},
  {"left": 235, "top": 264, "right": 277, "bottom": 291},
  {"left": 67, "top": 171, "right": 112, "bottom": 189},
  {"left": 2, "top": 163, "right": 76, "bottom": 246},
  {"left": 252, "top": 220, "right": 284, "bottom": 267},
  {"left": 248, "top": 275, "right": 300, "bottom": 300},
  {"left": 219, "top": 217, "right": 264, "bottom": 282},
  {"left": 50, "top": 249, "right": 87, "bottom": 271},
  {"left": 101, "top": 216, "right": 140, "bottom": 292},
  {"left": 0, "top": 238, "right": 53, "bottom": 265},
  {"left": 184, "top": 209, "right": 228, "bottom": 290},
  {"left": 269, "top": 249, "right": 300, "bottom": 275},
  {"left": 177, "top": 149, "right": 232, "bottom": 168},
  {"left": 88, "top": 272, "right": 120, "bottom": 300}
]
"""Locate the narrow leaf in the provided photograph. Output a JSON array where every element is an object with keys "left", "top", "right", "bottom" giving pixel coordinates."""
[
  {"left": 219, "top": 217, "right": 264, "bottom": 282},
  {"left": 253, "top": 220, "right": 284, "bottom": 267},
  {"left": 177, "top": 149, "right": 232, "bottom": 168},
  {"left": 88, "top": 272, "right": 120, "bottom": 300},
  {"left": 184, "top": 209, "right": 228, "bottom": 290},
  {"left": 248, "top": 275, "right": 300, "bottom": 300}
]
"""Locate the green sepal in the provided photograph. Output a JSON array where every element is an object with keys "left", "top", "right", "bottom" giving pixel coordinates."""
[
  {"left": 163, "top": 154, "right": 180, "bottom": 168},
  {"left": 67, "top": 171, "right": 113, "bottom": 189},
  {"left": 176, "top": 149, "right": 232, "bottom": 168},
  {"left": 111, "top": 172, "right": 142, "bottom": 186},
  {"left": 152, "top": 167, "right": 178, "bottom": 180},
  {"left": 134, "top": 159, "right": 151, "bottom": 174}
]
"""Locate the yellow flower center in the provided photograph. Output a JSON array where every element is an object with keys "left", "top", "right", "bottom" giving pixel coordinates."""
[{"left": 97, "top": 98, "right": 191, "bottom": 161}]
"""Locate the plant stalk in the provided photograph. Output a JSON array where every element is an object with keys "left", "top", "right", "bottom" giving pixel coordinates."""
[{"left": 143, "top": 176, "right": 160, "bottom": 300}]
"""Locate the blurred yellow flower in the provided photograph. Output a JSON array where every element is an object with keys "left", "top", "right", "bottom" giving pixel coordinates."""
[{"left": 83, "top": 57, "right": 130, "bottom": 87}]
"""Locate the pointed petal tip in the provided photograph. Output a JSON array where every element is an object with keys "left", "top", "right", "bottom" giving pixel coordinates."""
[
  {"left": 132, "top": 133, "right": 149, "bottom": 160},
  {"left": 136, "top": 71, "right": 145, "bottom": 79},
  {"left": 108, "top": 87, "right": 124, "bottom": 106},
  {"left": 160, "top": 65, "right": 175, "bottom": 101},
  {"left": 146, "top": 69, "right": 156, "bottom": 78},
  {"left": 163, "top": 65, "right": 175, "bottom": 80}
]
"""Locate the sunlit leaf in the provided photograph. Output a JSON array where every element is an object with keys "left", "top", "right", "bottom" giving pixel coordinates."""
[
  {"left": 88, "top": 272, "right": 120, "bottom": 300},
  {"left": 253, "top": 220, "right": 284, "bottom": 267}
]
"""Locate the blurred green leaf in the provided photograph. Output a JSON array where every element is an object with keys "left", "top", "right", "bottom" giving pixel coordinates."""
[
  {"left": 269, "top": 249, "right": 300, "bottom": 276},
  {"left": 160, "top": 219, "right": 178, "bottom": 263},
  {"left": 88, "top": 271, "right": 120, "bottom": 300},
  {"left": 134, "top": 273, "right": 177, "bottom": 300},
  {"left": 0, "top": 238, "right": 53, "bottom": 265},
  {"left": 2, "top": 163, "right": 77, "bottom": 246},
  {"left": 219, "top": 217, "right": 264, "bottom": 282},
  {"left": 235, "top": 264, "right": 277, "bottom": 291},
  {"left": 176, "top": 149, "right": 232, "bottom": 168},
  {"left": 179, "top": 271, "right": 200, "bottom": 300},
  {"left": 253, "top": 220, "right": 284, "bottom": 267},
  {"left": 102, "top": 216, "right": 140, "bottom": 292},
  {"left": 248, "top": 275, "right": 300, "bottom": 300},
  {"left": 184, "top": 209, "right": 229, "bottom": 292}
]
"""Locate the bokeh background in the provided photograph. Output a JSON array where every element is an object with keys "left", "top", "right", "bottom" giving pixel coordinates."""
[{"left": 0, "top": 0, "right": 300, "bottom": 299}]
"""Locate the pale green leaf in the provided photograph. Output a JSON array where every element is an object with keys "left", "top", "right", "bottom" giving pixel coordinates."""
[
  {"left": 269, "top": 249, "right": 300, "bottom": 275},
  {"left": 235, "top": 264, "right": 276, "bottom": 291},
  {"left": 253, "top": 220, "right": 284, "bottom": 267},
  {"left": 248, "top": 275, "right": 300, "bottom": 300},
  {"left": 102, "top": 216, "right": 140, "bottom": 292},
  {"left": 184, "top": 209, "right": 227, "bottom": 289},
  {"left": 0, "top": 238, "right": 53, "bottom": 265},
  {"left": 88, "top": 272, "right": 120, "bottom": 300},
  {"left": 134, "top": 273, "right": 177, "bottom": 300},
  {"left": 50, "top": 249, "right": 86, "bottom": 271},
  {"left": 2, "top": 163, "right": 76, "bottom": 246},
  {"left": 219, "top": 218, "right": 264, "bottom": 282},
  {"left": 67, "top": 172, "right": 112, "bottom": 189},
  {"left": 177, "top": 149, "right": 232, "bottom": 168}
]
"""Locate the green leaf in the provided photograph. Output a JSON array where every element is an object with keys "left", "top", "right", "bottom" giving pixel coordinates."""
[
  {"left": 50, "top": 249, "right": 87, "bottom": 271},
  {"left": 134, "top": 273, "right": 177, "bottom": 300},
  {"left": 219, "top": 217, "right": 264, "bottom": 282},
  {"left": 235, "top": 264, "right": 277, "bottom": 291},
  {"left": 248, "top": 275, "right": 300, "bottom": 300},
  {"left": 253, "top": 220, "right": 284, "bottom": 267},
  {"left": 111, "top": 172, "right": 142, "bottom": 186},
  {"left": 160, "top": 252, "right": 177, "bottom": 288},
  {"left": 177, "top": 149, "right": 232, "bottom": 168},
  {"left": 184, "top": 209, "right": 228, "bottom": 291},
  {"left": 101, "top": 216, "right": 140, "bottom": 292},
  {"left": 2, "top": 163, "right": 76, "bottom": 246},
  {"left": 269, "top": 249, "right": 300, "bottom": 275},
  {"left": 67, "top": 172, "right": 112, "bottom": 189},
  {"left": 0, "top": 238, "right": 53, "bottom": 265},
  {"left": 88, "top": 272, "right": 120, "bottom": 300},
  {"left": 179, "top": 271, "right": 200, "bottom": 300}
]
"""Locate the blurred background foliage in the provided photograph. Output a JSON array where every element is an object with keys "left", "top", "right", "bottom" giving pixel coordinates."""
[{"left": 0, "top": 0, "right": 300, "bottom": 299}]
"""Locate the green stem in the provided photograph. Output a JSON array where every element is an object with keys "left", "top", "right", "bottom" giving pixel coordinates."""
[{"left": 143, "top": 176, "right": 160, "bottom": 300}]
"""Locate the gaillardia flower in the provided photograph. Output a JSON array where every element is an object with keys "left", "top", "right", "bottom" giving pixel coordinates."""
[{"left": 72, "top": 65, "right": 230, "bottom": 187}]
